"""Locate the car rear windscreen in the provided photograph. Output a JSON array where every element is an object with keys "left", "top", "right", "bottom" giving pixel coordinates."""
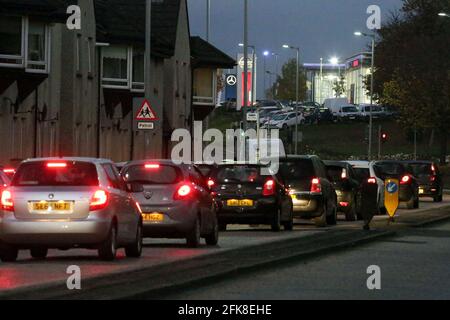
[
  {"left": 373, "top": 163, "right": 406, "bottom": 179},
  {"left": 214, "top": 166, "right": 267, "bottom": 184},
  {"left": 353, "top": 167, "right": 370, "bottom": 183},
  {"left": 123, "top": 164, "right": 183, "bottom": 185},
  {"left": 12, "top": 161, "right": 99, "bottom": 187},
  {"left": 326, "top": 165, "right": 345, "bottom": 183},
  {"left": 410, "top": 163, "right": 434, "bottom": 176},
  {"left": 279, "top": 160, "right": 315, "bottom": 182}
]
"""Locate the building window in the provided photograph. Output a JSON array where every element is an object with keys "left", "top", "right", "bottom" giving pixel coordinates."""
[
  {"left": 0, "top": 16, "right": 50, "bottom": 73},
  {"left": 131, "top": 47, "right": 144, "bottom": 91},
  {"left": 0, "top": 16, "right": 24, "bottom": 66},
  {"left": 101, "top": 45, "right": 144, "bottom": 91},
  {"left": 193, "top": 68, "right": 216, "bottom": 105}
]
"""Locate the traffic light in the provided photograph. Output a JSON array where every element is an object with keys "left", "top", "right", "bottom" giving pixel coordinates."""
[{"left": 381, "top": 132, "right": 389, "bottom": 143}]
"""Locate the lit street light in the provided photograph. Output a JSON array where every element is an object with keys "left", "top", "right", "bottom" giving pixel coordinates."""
[
  {"left": 355, "top": 31, "right": 376, "bottom": 161},
  {"left": 438, "top": 12, "right": 449, "bottom": 17},
  {"left": 263, "top": 50, "right": 270, "bottom": 98},
  {"left": 282, "top": 44, "right": 300, "bottom": 155}
]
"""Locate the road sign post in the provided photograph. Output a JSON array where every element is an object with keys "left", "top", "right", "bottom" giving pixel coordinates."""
[{"left": 384, "top": 178, "right": 400, "bottom": 220}]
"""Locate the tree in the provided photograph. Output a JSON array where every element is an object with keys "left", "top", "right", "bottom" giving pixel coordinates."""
[
  {"left": 269, "top": 59, "right": 307, "bottom": 102},
  {"left": 373, "top": 0, "right": 450, "bottom": 163},
  {"left": 333, "top": 75, "right": 346, "bottom": 97}
]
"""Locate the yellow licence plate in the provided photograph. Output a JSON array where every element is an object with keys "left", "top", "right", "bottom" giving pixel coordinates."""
[
  {"left": 227, "top": 199, "right": 254, "bottom": 207},
  {"left": 419, "top": 188, "right": 424, "bottom": 195},
  {"left": 142, "top": 213, "right": 164, "bottom": 222},
  {"left": 31, "top": 201, "right": 72, "bottom": 212}
]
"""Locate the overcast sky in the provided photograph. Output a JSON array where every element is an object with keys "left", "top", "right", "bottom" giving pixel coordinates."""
[{"left": 187, "top": 0, "right": 404, "bottom": 98}]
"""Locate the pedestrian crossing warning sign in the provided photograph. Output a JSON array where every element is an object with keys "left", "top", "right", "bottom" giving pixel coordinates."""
[{"left": 136, "top": 99, "right": 158, "bottom": 121}]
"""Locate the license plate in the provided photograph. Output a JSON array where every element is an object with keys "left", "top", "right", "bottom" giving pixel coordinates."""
[
  {"left": 31, "top": 201, "right": 72, "bottom": 213},
  {"left": 227, "top": 199, "right": 254, "bottom": 207},
  {"left": 142, "top": 213, "right": 164, "bottom": 222},
  {"left": 291, "top": 194, "right": 297, "bottom": 200}
]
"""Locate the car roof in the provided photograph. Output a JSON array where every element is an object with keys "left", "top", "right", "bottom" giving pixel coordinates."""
[
  {"left": 347, "top": 161, "right": 370, "bottom": 168},
  {"left": 21, "top": 157, "right": 112, "bottom": 164},
  {"left": 323, "top": 160, "right": 349, "bottom": 167},
  {"left": 404, "top": 160, "right": 433, "bottom": 165}
]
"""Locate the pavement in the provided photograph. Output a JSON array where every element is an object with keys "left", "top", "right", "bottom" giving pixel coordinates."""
[{"left": 0, "top": 195, "right": 449, "bottom": 299}]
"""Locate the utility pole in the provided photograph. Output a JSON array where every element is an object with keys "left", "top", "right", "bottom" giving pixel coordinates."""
[{"left": 206, "top": 0, "right": 210, "bottom": 42}]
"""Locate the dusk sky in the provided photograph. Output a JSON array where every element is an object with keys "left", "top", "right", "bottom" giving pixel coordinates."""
[{"left": 187, "top": 0, "right": 404, "bottom": 97}]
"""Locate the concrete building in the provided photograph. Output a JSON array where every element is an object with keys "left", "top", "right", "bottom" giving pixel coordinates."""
[
  {"left": 0, "top": 0, "right": 234, "bottom": 166},
  {"left": 304, "top": 62, "right": 346, "bottom": 104}
]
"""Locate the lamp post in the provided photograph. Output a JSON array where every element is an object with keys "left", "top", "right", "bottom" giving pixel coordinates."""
[
  {"left": 242, "top": 0, "right": 248, "bottom": 132},
  {"left": 283, "top": 44, "right": 300, "bottom": 154},
  {"left": 319, "top": 57, "right": 323, "bottom": 104},
  {"left": 438, "top": 12, "right": 450, "bottom": 17},
  {"left": 355, "top": 31, "right": 376, "bottom": 161},
  {"left": 206, "top": 0, "right": 210, "bottom": 42},
  {"left": 263, "top": 51, "right": 270, "bottom": 98}
]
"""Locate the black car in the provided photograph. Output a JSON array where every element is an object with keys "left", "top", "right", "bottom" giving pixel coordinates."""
[
  {"left": 406, "top": 161, "right": 443, "bottom": 202},
  {"left": 318, "top": 108, "right": 334, "bottom": 124},
  {"left": 209, "top": 163, "right": 294, "bottom": 232},
  {"left": 324, "top": 161, "right": 362, "bottom": 221},
  {"left": 373, "top": 161, "right": 419, "bottom": 209},
  {"left": 301, "top": 106, "right": 320, "bottom": 125},
  {"left": 277, "top": 156, "right": 338, "bottom": 227}
]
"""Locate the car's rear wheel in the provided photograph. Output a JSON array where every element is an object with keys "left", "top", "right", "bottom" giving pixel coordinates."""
[
  {"left": 326, "top": 205, "right": 338, "bottom": 226},
  {"left": 98, "top": 225, "right": 117, "bottom": 261},
  {"left": 0, "top": 244, "right": 18, "bottom": 262},
  {"left": 314, "top": 205, "right": 327, "bottom": 228},
  {"left": 271, "top": 208, "right": 281, "bottom": 232},
  {"left": 205, "top": 216, "right": 219, "bottom": 246},
  {"left": 125, "top": 223, "right": 143, "bottom": 258},
  {"left": 186, "top": 218, "right": 201, "bottom": 248},
  {"left": 30, "top": 247, "right": 48, "bottom": 260}
]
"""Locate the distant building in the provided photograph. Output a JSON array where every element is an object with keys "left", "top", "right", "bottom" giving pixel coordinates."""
[
  {"left": 345, "top": 52, "right": 372, "bottom": 105},
  {"left": 304, "top": 63, "right": 346, "bottom": 104}
]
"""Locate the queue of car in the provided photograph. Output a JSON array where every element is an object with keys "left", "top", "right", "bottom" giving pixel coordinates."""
[{"left": 0, "top": 156, "right": 444, "bottom": 263}]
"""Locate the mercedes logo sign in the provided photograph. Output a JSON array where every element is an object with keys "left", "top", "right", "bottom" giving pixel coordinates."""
[{"left": 226, "top": 75, "right": 237, "bottom": 86}]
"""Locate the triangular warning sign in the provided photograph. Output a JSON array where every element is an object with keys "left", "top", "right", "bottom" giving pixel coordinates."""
[{"left": 136, "top": 99, "right": 158, "bottom": 121}]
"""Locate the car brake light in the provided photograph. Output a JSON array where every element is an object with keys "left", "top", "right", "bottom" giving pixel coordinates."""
[
  {"left": 367, "top": 177, "right": 377, "bottom": 184},
  {"left": 263, "top": 179, "right": 275, "bottom": 196},
  {"left": 341, "top": 169, "right": 347, "bottom": 179},
  {"left": 145, "top": 164, "right": 160, "bottom": 169},
  {"left": 3, "top": 168, "right": 15, "bottom": 174},
  {"left": 89, "top": 190, "right": 109, "bottom": 211},
  {"left": 400, "top": 175, "right": 411, "bottom": 185},
  {"left": 47, "top": 162, "right": 67, "bottom": 168},
  {"left": 431, "top": 164, "right": 436, "bottom": 172},
  {"left": 207, "top": 179, "right": 215, "bottom": 188},
  {"left": 339, "top": 202, "right": 349, "bottom": 207},
  {"left": 174, "top": 184, "right": 192, "bottom": 200},
  {"left": 430, "top": 175, "right": 436, "bottom": 182},
  {"left": 311, "top": 178, "right": 322, "bottom": 194},
  {"left": 1, "top": 190, "right": 14, "bottom": 211}
]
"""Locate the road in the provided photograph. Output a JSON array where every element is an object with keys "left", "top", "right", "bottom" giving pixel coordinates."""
[
  {"left": 0, "top": 196, "right": 449, "bottom": 298},
  {"left": 160, "top": 220, "right": 450, "bottom": 300}
]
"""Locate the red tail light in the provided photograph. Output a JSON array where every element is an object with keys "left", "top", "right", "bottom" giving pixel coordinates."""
[
  {"left": 341, "top": 170, "right": 348, "bottom": 179},
  {"left": 207, "top": 179, "right": 215, "bottom": 188},
  {"left": 367, "top": 177, "right": 377, "bottom": 184},
  {"left": 144, "top": 164, "right": 160, "bottom": 169},
  {"left": 430, "top": 175, "right": 436, "bottom": 182},
  {"left": 310, "top": 178, "right": 322, "bottom": 194},
  {"left": 339, "top": 201, "right": 349, "bottom": 207},
  {"left": 47, "top": 162, "right": 67, "bottom": 168},
  {"left": 1, "top": 190, "right": 14, "bottom": 212},
  {"left": 263, "top": 179, "right": 275, "bottom": 196},
  {"left": 174, "top": 184, "right": 192, "bottom": 200},
  {"left": 400, "top": 175, "right": 411, "bottom": 185},
  {"left": 89, "top": 190, "right": 109, "bottom": 211},
  {"left": 3, "top": 168, "right": 15, "bottom": 174}
]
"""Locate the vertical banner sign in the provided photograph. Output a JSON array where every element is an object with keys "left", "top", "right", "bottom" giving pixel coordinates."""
[
  {"left": 384, "top": 178, "right": 399, "bottom": 217},
  {"left": 236, "top": 54, "right": 256, "bottom": 111}
]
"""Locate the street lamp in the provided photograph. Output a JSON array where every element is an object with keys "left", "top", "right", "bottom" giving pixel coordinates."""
[
  {"left": 355, "top": 31, "right": 376, "bottom": 161},
  {"left": 263, "top": 51, "right": 270, "bottom": 98},
  {"left": 438, "top": 12, "right": 449, "bottom": 17},
  {"left": 282, "top": 44, "right": 300, "bottom": 155}
]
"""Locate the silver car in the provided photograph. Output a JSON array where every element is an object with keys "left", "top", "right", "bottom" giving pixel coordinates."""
[
  {"left": 121, "top": 160, "right": 219, "bottom": 248},
  {"left": 0, "top": 158, "right": 143, "bottom": 262}
]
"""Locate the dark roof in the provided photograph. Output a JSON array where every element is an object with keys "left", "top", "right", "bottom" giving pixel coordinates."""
[
  {"left": 190, "top": 37, "right": 235, "bottom": 69},
  {"left": 94, "top": 0, "right": 181, "bottom": 58},
  {"left": 0, "top": 0, "right": 75, "bottom": 22}
]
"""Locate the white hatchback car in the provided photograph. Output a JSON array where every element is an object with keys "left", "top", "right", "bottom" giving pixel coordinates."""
[
  {"left": 262, "top": 112, "right": 304, "bottom": 129},
  {"left": 347, "top": 161, "right": 386, "bottom": 213}
]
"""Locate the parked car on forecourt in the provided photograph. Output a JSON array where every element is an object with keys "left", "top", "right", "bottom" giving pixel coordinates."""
[
  {"left": 324, "top": 161, "right": 363, "bottom": 221},
  {"left": 208, "top": 163, "right": 294, "bottom": 232},
  {"left": 262, "top": 111, "right": 304, "bottom": 129},
  {"left": 335, "top": 105, "right": 361, "bottom": 122},
  {"left": 276, "top": 156, "right": 338, "bottom": 227},
  {"left": 347, "top": 161, "right": 386, "bottom": 214},
  {"left": 317, "top": 108, "right": 334, "bottom": 124},
  {"left": 0, "top": 158, "right": 143, "bottom": 262},
  {"left": 121, "top": 160, "right": 219, "bottom": 247},
  {"left": 406, "top": 161, "right": 443, "bottom": 202},
  {"left": 259, "top": 110, "right": 284, "bottom": 125},
  {"left": 300, "top": 106, "right": 320, "bottom": 125},
  {"left": 358, "top": 105, "right": 385, "bottom": 120},
  {"left": 373, "top": 161, "right": 420, "bottom": 210}
]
